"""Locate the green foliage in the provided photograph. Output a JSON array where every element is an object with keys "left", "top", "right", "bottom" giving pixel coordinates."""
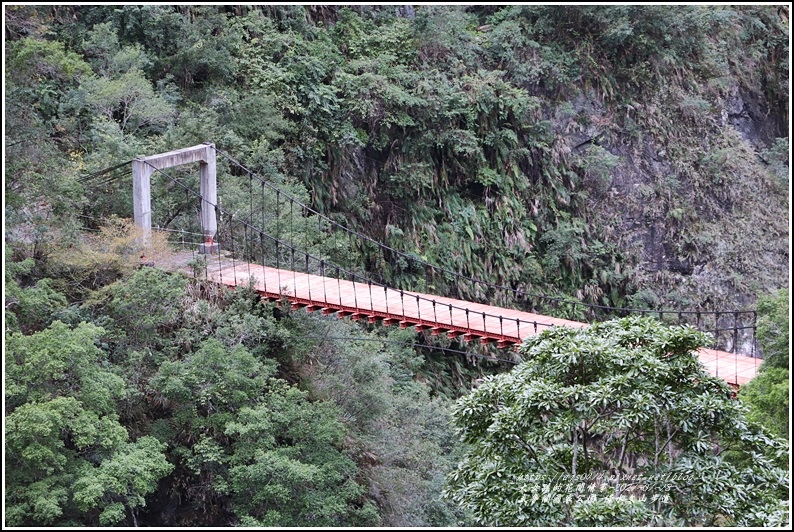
[
  {"left": 85, "top": 271, "right": 376, "bottom": 526},
  {"left": 5, "top": 320, "right": 125, "bottom": 413},
  {"left": 81, "top": 21, "right": 151, "bottom": 77},
  {"left": 5, "top": 319, "right": 171, "bottom": 526},
  {"left": 148, "top": 336, "right": 373, "bottom": 526},
  {"left": 5, "top": 397, "right": 125, "bottom": 526},
  {"left": 738, "top": 289, "right": 790, "bottom": 440},
  {"left": 109, "top": 5, "right": 239, "bottom": 91},
  {"left": 79, "top": 70, "right": 175, "bottom": 135},
  {"left": 6, "top": 396, "right": 127, "bottom": 478},
  {"left": 292, "top": 320, "right": 470, "bottom": 525},
  {"left": 5, "top": 36, "right": 90, "bottom": 257},
  {"left": 151, "top": 338, "right": 274, "bottom": 413},
  {"left": 739, "top": 367, "right": 789, "bottom": 440},
  {"left": 4, "top": 255, "right": 68, "bottom": 333},
  {"left": 570, "top": 143, "right": 620, "bottom": 196},
  {"left": 72, "top": 437, "right": 174, "bottom": 525},
  {"left": 489, "top": 5, "right": 738, "bottom": 95},
  {"left": 6, "top": 36, "right": 92, "bottom": 92},
  {"left": 444, "top": 317, "right": 789, "bottom": 526},
  {"left": 90, "top": 266, "right": 187, "bottom": 349},
  {"left": 225, "top": 380, "right": 374, "bottom": 526},
  {"left": 755, "top": 288, "right": 789, "bottom": 370},
  {"left": 761, "top": 137, "right": 789, "bottom": 186}
]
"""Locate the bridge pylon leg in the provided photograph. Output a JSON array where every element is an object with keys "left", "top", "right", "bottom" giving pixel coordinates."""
[{"left": 199, "top": 143, "right": 219, "bottom": 254}]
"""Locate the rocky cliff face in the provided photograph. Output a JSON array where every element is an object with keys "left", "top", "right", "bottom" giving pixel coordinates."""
[
  {"left": 552, "top": 82, "right": 788, "bottom": 354},
  {"left": 726, "top": 85, "right": 783, "bottom": 149}
]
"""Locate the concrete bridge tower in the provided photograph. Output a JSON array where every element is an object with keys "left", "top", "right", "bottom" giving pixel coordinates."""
[{"left": 132, "top": 142, "right": 218, "bottom": 253}]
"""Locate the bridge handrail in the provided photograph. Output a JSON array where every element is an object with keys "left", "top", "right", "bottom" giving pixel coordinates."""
[{"left": 187, "top": 214, "right": 563, "bottom": 338}]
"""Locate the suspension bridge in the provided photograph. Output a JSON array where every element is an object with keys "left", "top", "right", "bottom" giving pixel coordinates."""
[{"left": 94, "top": 143, "right": 762, "bottom": 386}]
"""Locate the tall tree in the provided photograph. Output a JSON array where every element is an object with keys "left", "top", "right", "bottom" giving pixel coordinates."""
[
  {"left": 444, "top": 317, "right": 789, "bottom": 526},
  {"left": 5, "top": 321, "right": 172, "bottom": 526}
]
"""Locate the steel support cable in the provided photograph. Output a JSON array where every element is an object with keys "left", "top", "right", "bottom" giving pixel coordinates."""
[
  {"left": 261, "top": 232, "right": 267, "bottom": 293},
  {"left": 146, "top": 154, "right": 755, "bottom": 326},
  {"left": 215, "top": 200, "right": 223, "bottom": 284},
  {"left": 304, "top": 207, "right": 312, "bottom": 303},
  {"left": 307, "top": 251, "right": 312, "bottom": 302},
  {"left": 321, "top": 260, "right": 327, "bottom": 305},
  {"left": 243, "top": 210, "right": 250, "bottom": 280},
  {"left": 333, "top": 219, "right": 339, "bottom": 300},
  {"left": 229, "top": 212, "right": 237, "bottom": 282},
  {"left": 733, "top": 311, "right": 739, "bottom": 355},
  {"left": 734, "top": 311, "right": 739, "bottom": 383},
  {"left": 714, "top": 311, "right": 721, "bottom": 378},
  {"left": 350, "top": 268, "right": 357, "bottom": 310},
  {"left": 752, "top": 311, "right": 759, "bottom": 369},
  {"left": 147, "top": 161, "right": 748, "bottom": 347},
  {"left": 247, "top": 176, "right": 253, "bottom": 278},
  {"left": 291, "top": 245, "right": 297, "bottom": 298},
  {"left": 369, "top": 280, "right": 374, "bottom": 314},
  {"left": 276, "top": 190, "right": 282, "bottom": 296},
  {"left": 290, "top": 198, "right": 296, "bottom": 299},
  {"left": 78, "top": 159, "right": 134, "bottom": 184}
]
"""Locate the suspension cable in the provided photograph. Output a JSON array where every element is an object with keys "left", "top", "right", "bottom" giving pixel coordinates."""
[{"left": 209, "top": 145, "right": 755, "bottom": 318}]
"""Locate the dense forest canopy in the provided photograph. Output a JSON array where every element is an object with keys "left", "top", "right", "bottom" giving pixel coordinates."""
[{"left": 4, "top": 4, "right": 790, "bottom": 527}]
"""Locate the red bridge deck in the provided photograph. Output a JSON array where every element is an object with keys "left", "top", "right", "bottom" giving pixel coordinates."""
[{"left": 184, "top": 257, "right": 758, "bottom": 387}]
